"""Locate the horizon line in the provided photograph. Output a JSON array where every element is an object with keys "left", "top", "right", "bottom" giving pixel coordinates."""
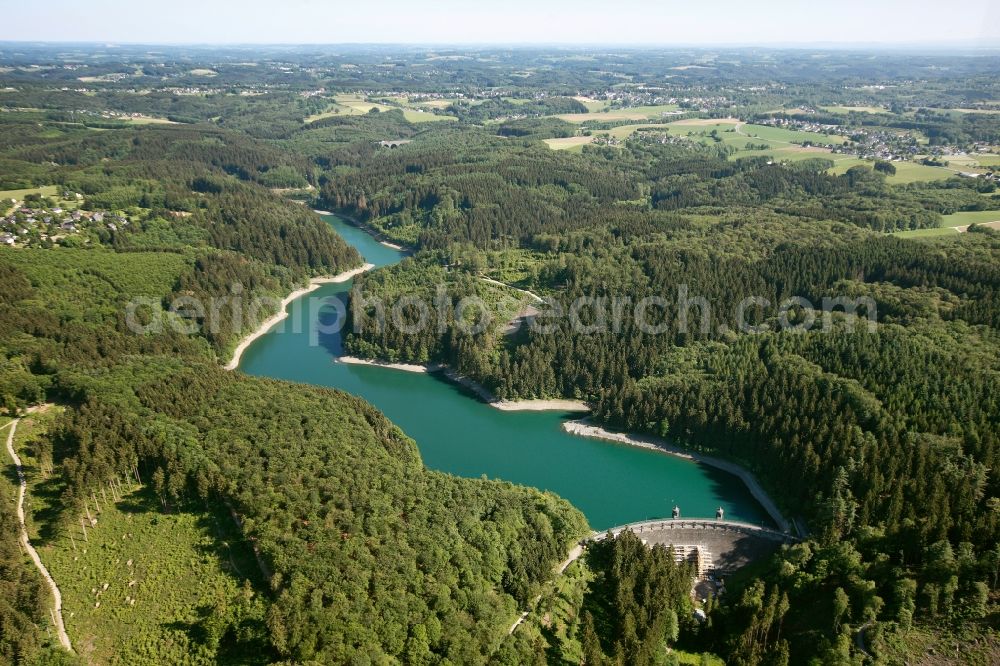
[{"left": 2, "top": 39, "right": 1000, "bottom": 51}]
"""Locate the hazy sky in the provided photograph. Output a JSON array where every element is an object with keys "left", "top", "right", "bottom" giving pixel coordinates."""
[{"left": 2, "top": 0, "right": 998, "bottom": 46}]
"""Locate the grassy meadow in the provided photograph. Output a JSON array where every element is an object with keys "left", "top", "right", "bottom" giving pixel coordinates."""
[
  {"left": 893, "top": 226, "right": 960, "bottom": 238},
  {"left": 0, "top": 185, "right": 61, "bottom": 201},
  {"left": 821, "top": 105, "right": 891, "bottom": 115},
  {"left": 544, "top": 136, "right": 595, "bottom": 151},
  {"left": 540, "top": 113, "right": 979, "bottom": 186},
  {"left": 10, "top": 408, "right": 267, "bottom": 665},
  {"left": 572, "top": 96, "right": 612, "bottom": 112},
  {"left": 555, "top": 103, "right": 680, "bottom": 123},
  {"left": 940, "top": 210, "right": 1000, "bottom": 227},
  {"left": 306, "top": 95, "right": 455, "bottom": 123},
  {"left": 829, "top": 158, "right": 958, "bottom": 183}
]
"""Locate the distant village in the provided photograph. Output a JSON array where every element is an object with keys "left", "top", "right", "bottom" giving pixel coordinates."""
[
  {"left": 756, "top": 115, "right": 998, "bottom": 179},
  {"left": 0, "top": 193, "right": 129, "bottom": 248}
]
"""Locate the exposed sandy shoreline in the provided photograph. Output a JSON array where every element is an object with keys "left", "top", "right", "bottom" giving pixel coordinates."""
[
  {"left": 224, "top": 263, "right": 374, "bottom": 371},
  {"left": 493, "top": 399, "right": 590, "bottom": 412},
  {"left": 337, "top": 356, "right": 590, "bottom": 412},
  {"left": 562, "top": 419, "right": 791, "bottom": 533},
  {"left": 338, "top": 356, "right": 438, "bottom": 374}
]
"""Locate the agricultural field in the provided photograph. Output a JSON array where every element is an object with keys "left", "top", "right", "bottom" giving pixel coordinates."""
[
  {"left": 945, "top": 107, "right": 1000, "bottom": 114},
  {"left": 667, "top": 120, "right": 853, "bottom": 161},
  {"left": 604, "top": 122, "right": 675, "bottom": 139},
  {"left": 410, "top": 98, "right": 465, "bottom": 109},
  {"left": 662, "top": 120, "right": 966, "bottom": 183},
  {"left": 829, "top": 158, "right": 957, "bottom": 183},
  {"left": 543, "top": 135, "right": 594, "bottom": 151},
  {"left": 555, "top": 103, "right": 681, "bottom": 123},
  {"left": 333, "top": 95, "right": 394, "bottom": 114},
  {"left": 736, "top": 123, "right": 850, "bottom": 146},
  {"left": 893, "top": 226, "right": 960, "bottom": 238},
  {"left": 399, "top": 108, "right": 456, "bottom": 122},
  {"left": 307, "top": 95, "right": 455, "bottom": 123},
  {"left": 0, "top": 185, "right": 61, "bottom": 202},
  {"left": 572, "top": 96, "right": 611, "bottom": 112},
  {"left": 822, "top": 105, "right": 891, "bottom": 114},
  {"left": 880, "top": 161, "right": 961, "bottom": 183},
  {"left": 544, "top": 115, "right": 965, "bottom": 185},
  {"left": 947, "top": 153, "right": 1000, "bottom": 169},
  {"left": 941, "top": 210, "right": 1000, "bottom": 227},
  {"left": 891, "top": 212, "right": 1000, "bottom": 237},
  {"left": 0, "top": 185, "right": 81, "bottom": 215},
  {"left": 120, "top": 116, "right": 176, "bottom": 125}
]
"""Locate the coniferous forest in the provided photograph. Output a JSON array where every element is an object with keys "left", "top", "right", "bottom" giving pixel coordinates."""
[{"left": 2, "top": 43, "right": 1000, "bottom": 664}]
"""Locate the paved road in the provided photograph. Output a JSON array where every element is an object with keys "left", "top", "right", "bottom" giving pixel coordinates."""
[{"left": 4, "top": 417, "right": 73, "bottom": 653}]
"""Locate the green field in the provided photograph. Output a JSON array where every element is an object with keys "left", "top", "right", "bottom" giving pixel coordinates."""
[
  {"left": 604, "top": 122, "right": 675, "bottom": 139},
  {"left": 121, "top": 116, "right": 176, "bottom": 125},
  {"left": 941, "top": 210, "right": 1000, "bottom": 226},
  {"left": 0, "top": 185, "right": 61, "bottom": 201},
  {"left": 0, "top": 185, "right": 71, "bottom": 215},
  {"left": 822, "top": 105, "right": 891, "bottom": 115},
  {"left": 43, "top": 489, "right": 266, "bottom": 664},
  {"left": 400, "top": 108, "right": 456, "bottom": 123},
  {"left": 829, "top": 159, "right": 957, "bottom": 183},
  {"left": 544, "top": 136, "right": 595, "bottom": 151},
  {"left": 955, "top": 153, "right": 1000, "bottom": 168},
  {"left": 12, "top": 406, "right": 67, "bottom": 544},
  {"left": 556, "top": 103, "right": 680, "bottom": 123},
  {"left": 10, "top": 408, "right": 267, "bottom": 664},
  {"left": 737, "top": 123, "right": 850, "bottom": 146},
  {"left": 410, "top": 97, "right": 465, "bottom": 109},
  {"left": 658, "top": 120, "right": 962, "bottom": 183},
  {"left": 572, "top": 96, "right": 612, "bottom": 112},
  {"left": 883, "top": 161, "right": 960, "bottom": 183},
  {"left": 893, "top": 226, "right": 960, "bottom": 238},
  {"left": 946, "top": 108, "right": 1000, "bottom": 114},
  {"left": 307, "top": 96, "right": 455, "bottom": 124},
  {"left": 889, "top": 209, "right": 1000, "bottom": 237},
  {"left": 665, "top": 120, "right": 854, "bottom": 164}
]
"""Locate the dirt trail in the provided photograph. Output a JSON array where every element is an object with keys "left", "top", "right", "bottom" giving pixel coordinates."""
[
  {"left": 508, "top": 542, "right": 586, "bottom": 635},
  {"left": 478, "top": 275, "right": 544, "bottom": 303},
  {"left": 4, "top": 417, "right": 73, "bottom": 653}
]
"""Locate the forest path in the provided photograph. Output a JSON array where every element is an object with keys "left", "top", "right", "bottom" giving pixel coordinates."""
[
  {"left": 3, "top": 414, "right": 74, "bottom": 653},
  {"left": 508, "top": 542, "right": 586, "bottom": 635},
  {"left": 479, "top": 275, "right": 544, "bottom": 304}
]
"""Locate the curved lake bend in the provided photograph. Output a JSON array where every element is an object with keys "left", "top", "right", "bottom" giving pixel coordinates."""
[{"left": 237, "top": 214, "right": 771, "bottom": 531}]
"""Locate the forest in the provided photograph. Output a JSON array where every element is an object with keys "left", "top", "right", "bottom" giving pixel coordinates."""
[
  {"left": 2, "top": 44, "right": 1000, "bottom": 664},
  {"left": 0, "top": 98, "right": 587, "bottom": 664}
]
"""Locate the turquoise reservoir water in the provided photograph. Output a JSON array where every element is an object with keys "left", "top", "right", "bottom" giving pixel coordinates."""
[{"left": 238, "top": 215, "right": 770, "bottom": 530}]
